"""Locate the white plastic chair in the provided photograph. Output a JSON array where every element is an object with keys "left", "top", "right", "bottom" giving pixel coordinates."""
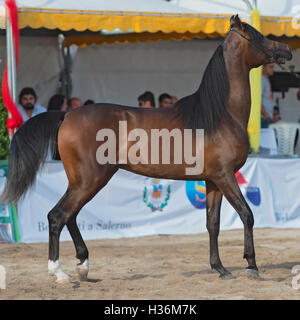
[{"left": 269, "top": 121, "right": 300, "bottom": 155}]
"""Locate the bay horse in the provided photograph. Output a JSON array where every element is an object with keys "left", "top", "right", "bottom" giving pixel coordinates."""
[{"left": 1, "top": 15, "right": 292, "bottom": 283}]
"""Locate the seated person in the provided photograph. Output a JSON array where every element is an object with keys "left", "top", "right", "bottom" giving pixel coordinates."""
[
  {"left": 47, "top": 94, "right": 68, "bottom": 111},
  {"left": 272, "top": 106, "right": 281, "bottom": 123},
  {"left": 158, "top": 93, "right": 172, "bottom": 108},
  {"left": 138, "top": 91, "right": 155, "bottom": 108},
  {"left": 17, "top": 87, "right": 46, "bottom": 122},
  {"left": 68, "top": 97, "right": 82, "bottom": 110}
]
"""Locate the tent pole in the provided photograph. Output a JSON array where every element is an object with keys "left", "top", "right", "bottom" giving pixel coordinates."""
[
  {"left": 5, "top": 7, "right": 13, "bottom": 138},
  {"left": 65, "top": 46, "right": 72, "bottom": 101},
  {"left": 60, "top": 37, "right": 72, "bottom": 101},
  {"left": 242, "top": 0, "right": 253, "bottom": 11},
  {"left": 6, "top": 7, "right": 17, "bottom": 104}
]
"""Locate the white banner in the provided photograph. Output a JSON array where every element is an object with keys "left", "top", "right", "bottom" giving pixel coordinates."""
[{"left": 17, "top": 157, "right": 300, "bottom": 243}]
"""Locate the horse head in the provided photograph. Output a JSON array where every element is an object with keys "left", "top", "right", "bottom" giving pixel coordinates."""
[{"left": 228, "top": 14, "right": 292, "bottom": 68}]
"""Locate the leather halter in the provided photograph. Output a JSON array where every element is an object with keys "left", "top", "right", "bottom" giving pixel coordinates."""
[
  {"left": 230, "top": 28, "right": 299, "bottom": 79},
  {"left": 230, "top": 28, "right": 275, "bottom": 59}
]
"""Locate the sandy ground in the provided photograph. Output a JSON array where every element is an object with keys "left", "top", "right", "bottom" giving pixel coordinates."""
[{"left": 0, "top": 228, "right": 300, "bottom": 300}]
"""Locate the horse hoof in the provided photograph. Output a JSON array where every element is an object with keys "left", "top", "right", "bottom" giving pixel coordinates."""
[
  {"left": 246, "top": 268, "right": 259, "bottom": 279},
  {"left": 77, "top": 259, "right": 89, "bottom": 281},
  {"left": 220, "top": 273, "right": 236, "bottom": 280},
  {"left": 56, "top": 278, "right": 71, "bottom": 284},
  {"left": 48, "top": 260, "right": 71, "bottom": 284},
  {"left": 77, "top": 268, "right": 88, "bottom": 281}
]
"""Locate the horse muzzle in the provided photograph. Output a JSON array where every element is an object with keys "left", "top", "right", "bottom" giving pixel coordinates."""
[{"left": 273, "top": 43, "right": 292, "bottom": 64}]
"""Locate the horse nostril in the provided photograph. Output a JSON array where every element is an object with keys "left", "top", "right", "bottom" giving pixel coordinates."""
[{"left": 275, "top": 47, "right": 293, "bottom": 61}]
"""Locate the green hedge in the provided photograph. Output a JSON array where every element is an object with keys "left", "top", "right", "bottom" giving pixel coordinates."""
[{"left": 0, "top": 91, "right": 10, "bottom": 159}]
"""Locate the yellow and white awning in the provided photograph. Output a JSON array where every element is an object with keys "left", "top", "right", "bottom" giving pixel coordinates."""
[
  {"left": 17, "top": 10, "right": 300, "bottom": 49},
  {"left": 1, "top": 0, "right": 300, "bottom": 47},
  {"left": 10, "top": 0, "right": 300, "bottom": 35},
  {"left": 15, "top": 8, "right": 300, "bottom": 36}
]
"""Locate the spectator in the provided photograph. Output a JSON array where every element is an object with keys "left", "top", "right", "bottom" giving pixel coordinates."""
[
  {"left": 68, "top": 97, "right": 82, "bottom": 110},
  {"left": 296, "top": 86, "right": 300, "bottom": 100},
  {"left": 47, "top": 94, "right": 68, "bottom": 111},
  {"left": 17, "top": 87, "right": 46, "bottom": 122},
  {"left": 171, "top": 95, "right": 178, "bottom": 105},
  {"left": 261, "top": 63, "right": 275, "bottom": 128},
  {"left": 158, "top": 93, "right": 172, "bottom": 108},
  {"left": 138, "top": 91, "right": 155, "bottom": 108},
  {"left": 272, "top": 106, "right": 281, "bottom": 123},
  {"left": 84, "top": 99, "right": 95, "bottom": 106}
]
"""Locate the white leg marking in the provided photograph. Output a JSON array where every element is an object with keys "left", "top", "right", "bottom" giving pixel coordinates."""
[
  {"left": 48, "top": 260, "right": 70, "bottom": 283},
  {"left": 77, "top": 259, "right": 89, "bottom": 281}
]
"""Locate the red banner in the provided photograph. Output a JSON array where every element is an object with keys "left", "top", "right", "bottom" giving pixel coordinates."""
[{"left": 1, "top": 0, "right": 23, "bottom": 137}]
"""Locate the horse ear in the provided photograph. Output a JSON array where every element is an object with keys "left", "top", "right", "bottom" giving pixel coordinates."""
[
  {"left": 230, "top": 14, "right": 242, "bottom": 29},
  {"left": 230, "top": 15, "right": 235, "bottom": 27}
]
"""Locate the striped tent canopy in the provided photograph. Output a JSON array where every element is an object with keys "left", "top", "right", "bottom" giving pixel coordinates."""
[{"left": 1, "top": 0, "right": 300, "bottom": 48}]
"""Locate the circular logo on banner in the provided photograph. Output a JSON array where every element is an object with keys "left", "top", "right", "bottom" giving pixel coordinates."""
[
  {"left": 185, "top": 172, "right": 261, "bottom": 209},
  {"left": 185, "top": 181, "right": 206, "bottom": 209},
  {"left": 143, "top": 179, "right": 171, "bottom": 212}
]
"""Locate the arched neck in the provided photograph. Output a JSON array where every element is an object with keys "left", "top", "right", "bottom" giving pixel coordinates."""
[{"left": 223, "top": 43, "right": 252, "bottom": 128}]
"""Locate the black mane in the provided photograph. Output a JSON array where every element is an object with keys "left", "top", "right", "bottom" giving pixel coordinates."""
[
  {"left": 242, "top": 22, "right": 265, "bottom": 44},
  {"left": 175, "top": 44, "right": 230, "bottom": 134}
]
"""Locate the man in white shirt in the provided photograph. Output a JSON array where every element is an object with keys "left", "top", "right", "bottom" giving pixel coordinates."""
[
  {"left": 17, "top": 87, "right": 46, "bottom": 122},
  {"left": 261, "top": 63, "right": 276, "bottom": 128}
]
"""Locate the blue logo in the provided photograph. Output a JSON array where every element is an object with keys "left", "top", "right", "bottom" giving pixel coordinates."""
[
  {"left": 245, "top": 186, "right": 261, "bottom": 206},
  {"left": 185, "top": 181, "right": 206, "bottom": 209},
  {"left": 185, "top": 171, "right": 261, "bottom": 209}
]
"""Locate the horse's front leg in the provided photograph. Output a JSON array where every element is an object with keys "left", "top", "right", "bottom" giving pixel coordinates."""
[
  {"left": 213, "top": 172, "right": 259, "bottom": 278},
  {"left": 206, "top": 180, "right": 235, "bottom": 279}
]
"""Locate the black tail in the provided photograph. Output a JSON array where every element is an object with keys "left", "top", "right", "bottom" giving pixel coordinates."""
[{"left": 0, "top": 111, "right": 65, "bottom": 203}]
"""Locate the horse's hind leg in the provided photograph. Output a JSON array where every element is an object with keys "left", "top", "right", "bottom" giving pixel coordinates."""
[
  {"left": 66, "top": 216, "right": 89, "bottom": 281},
  {"left": 214, "top": 172, "right": 258, "bottom": 278},
  {"left": 47, "top": 191, "right": 72, "bottom": 283},
  {"left": 47, "top": 187, "right": 93, "bottom": 283},
  {"left": 48, "top": 186, "right": 100, "bottom": 283},
  {"left": 206, "top": 181, "right": 235, "bottom": 279},
  {"left": 48, "top": 167, "right": 117, "bottom": 283}
]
